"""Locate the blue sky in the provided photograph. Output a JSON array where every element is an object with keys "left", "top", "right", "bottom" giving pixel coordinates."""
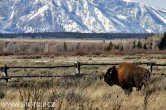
[{"left": 131, "top": 0, "right": 165, "bottom": 9}]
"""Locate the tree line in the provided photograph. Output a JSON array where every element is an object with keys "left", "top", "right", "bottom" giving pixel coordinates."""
[
  {"left": 0, "top": 32, "right": 153, "bottom": 39},
  {"left": 0, "top": 33, "right": 165, "bottom": 56}
]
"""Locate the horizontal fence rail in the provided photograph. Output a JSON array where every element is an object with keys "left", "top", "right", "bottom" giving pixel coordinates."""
[
  {"left": 0, "top": 74, "right": 87, "bottom": 80},
  {"left": 81, "top": 62, "right": 155, "bottom": 66},
  {"left": 7, "top": 65, "right": 75, "bottom": 69},
  {"left": 0, "top": 61, "right": 166, "bottom": 82},
  {"left": 153, "top": 64, "right": 166, "bottom": 66}
]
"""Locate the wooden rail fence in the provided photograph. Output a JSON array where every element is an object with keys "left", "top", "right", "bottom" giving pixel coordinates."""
[{"left": 0, "top": 62, "right": 166, "bottom": 82}]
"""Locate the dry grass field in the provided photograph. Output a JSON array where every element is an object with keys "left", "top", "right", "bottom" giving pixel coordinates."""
[{"left": 0, "top": 54, "right": 166, "bottom": 110}]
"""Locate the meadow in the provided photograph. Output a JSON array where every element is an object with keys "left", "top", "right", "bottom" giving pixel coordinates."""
[{"left": 0, "top": 54, "right": 165, "bottom": 110}]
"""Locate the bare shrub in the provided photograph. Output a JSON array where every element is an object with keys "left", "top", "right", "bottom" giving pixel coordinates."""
[
  {"left": 66, "top": 91, "right": 86, "bottom": 104},
  {"left": 0, "top": 90, "right": 5, "bottom": 99},
  {"left": 143, "top": 78, "right": 160, "bottom": 110},
  {"left": 85, "top": 100, "right": 95, "bottom": 110},
  {"left": 143, "top": 87, "right": 154, "bottom": 110},
  {"left": 18, "top": 82, "right": 47, "bottom": 110},
  {"left": 112, "top": 101, "right": 123, "bottom": 110}
]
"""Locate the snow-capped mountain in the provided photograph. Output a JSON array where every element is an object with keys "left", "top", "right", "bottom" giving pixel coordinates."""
[{"left": 0, "top": 0, "right": 166, "bottom": 33}]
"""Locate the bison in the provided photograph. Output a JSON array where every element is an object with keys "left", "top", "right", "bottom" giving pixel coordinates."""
[{"left": 104, "top": 62, "right": 151, "bottom": 94}]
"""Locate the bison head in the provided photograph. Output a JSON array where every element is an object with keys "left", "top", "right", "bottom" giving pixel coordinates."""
[{"left": 104, "top": 66, "right": 118, "bottom": 86}]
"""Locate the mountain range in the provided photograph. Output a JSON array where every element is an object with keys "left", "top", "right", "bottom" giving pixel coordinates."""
[{"left": 0, "top": 0, "right": 166, "bottom": 33}]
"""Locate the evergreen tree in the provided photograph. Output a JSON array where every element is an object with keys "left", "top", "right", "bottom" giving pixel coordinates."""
[
  {"left": 63, "top": 42, "right": 67, "bottom": 52},
  {"left": 133, "top": 40, "right": 136, "bottom": 49},
  {"left": 143, "top": 43, "right": 147, "bottom": 50},
  {"left": 119, "top": 45, "right": 124, "bottom": 51},
  {"left": 137, "top": 41, "right": 142, "bottom": 49},
  {"left": 105, "top": 41, "right": 113, "bottom": 51},
  {"left": 158, "top": 32, "right": 166, "bottom": 50},
  {"left": 150, "top": 42, "right": 153, "bottom": 50},
  {"left": 76, "top": 42, "right": 81, "bottom": 50},
  {"left": 115, "top": 45, "right": 119, "bottom": 50}
]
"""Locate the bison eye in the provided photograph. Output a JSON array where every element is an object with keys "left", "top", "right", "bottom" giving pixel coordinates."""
[{"left": 105, "top": 74, "right": 111, "bottom": 78}]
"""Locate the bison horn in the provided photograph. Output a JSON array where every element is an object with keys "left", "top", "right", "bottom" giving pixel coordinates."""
[{"left": 106, "top": 66, "right": 116, "bottom": 74}]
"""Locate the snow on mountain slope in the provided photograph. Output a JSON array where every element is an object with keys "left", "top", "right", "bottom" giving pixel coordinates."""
[{"left": 0, "top": 0, "right": 166, "bottom": 33}]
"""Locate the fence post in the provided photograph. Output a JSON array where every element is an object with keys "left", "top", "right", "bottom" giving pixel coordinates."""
[
  {"left": 150, "top": 63, "right": 153, "bottom": 73},
  {"left": 3, "top": 65, "right": 9, "bottom": 82},
  {"left": 75, "top": 61, "right": 81, "bottom": 75}
]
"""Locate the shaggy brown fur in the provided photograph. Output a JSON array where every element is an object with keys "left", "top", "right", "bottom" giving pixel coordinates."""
[{"left": 104, "top": 63, "right": 151, "bottom": 94}]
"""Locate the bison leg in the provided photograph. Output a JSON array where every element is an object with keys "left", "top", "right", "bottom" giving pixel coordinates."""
[
  {"left": 136, "top": 86, "right": 142, "bottom": 91},
  {"left": 136, "top": 83, "right": 142, "bottom": 91},
  {"left": 122, "top": 86, "right": 133, "bottom": 94},
  {"left": 123, "top": 88, "right": 132, "bottom": 95}
]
